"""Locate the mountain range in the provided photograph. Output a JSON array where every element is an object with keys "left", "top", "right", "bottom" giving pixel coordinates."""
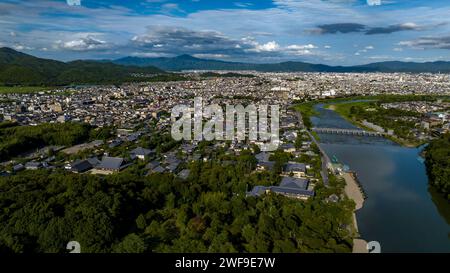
[
  {"left": 0, "top": 47, "right": 164, "bottom": 86},
  {"left": 2, "top": 47, "right": 450, "bottom": 86},
  {"left": 113, "top": 54, "right": 450, "bottom": 73}
]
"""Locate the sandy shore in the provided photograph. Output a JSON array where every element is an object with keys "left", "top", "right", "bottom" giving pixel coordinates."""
[
  {"left": 353, "top": 239, "right": 368, "bottom": 253},
  {"left": 341, "top": 172, "right": 368, "bottom": 253},
  {"left": 342, "top": 173, "right": 364, "bottom": 210}
]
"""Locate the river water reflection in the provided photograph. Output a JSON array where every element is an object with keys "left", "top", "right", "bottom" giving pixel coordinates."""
[{"left": 312, "top": 103, "right": 450, "bottom": 253}]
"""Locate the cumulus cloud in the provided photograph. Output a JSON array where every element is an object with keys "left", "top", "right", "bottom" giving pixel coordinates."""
[
  {"left": 367, "top": 0, "right": 381, "bottom": 6},
  {"left": 12, "top": 44, "right": 33, "bottom": 51},
  {"left": 128, "top": 26, "right": 321, "bottom": 61},
  {"left": 66, "top": 0, "right": 81, "bottom": 6},
  {"left": 131, "top": 26, "right": 251, "bottom": 56},
  {"left": 160, "top": 3, "right": 185, "bottom": 14},
  {"left": 54, "top": 35, "right": 112, "bottom": 51},
  {"left": 285, "top": 44, "right": 318, "bottom": 55},
  {"left": 246, "top": 40, "right": 281, "bottom": 52},
  {"left": 4, "top": 0, "right": 450, "bottom": 64}
]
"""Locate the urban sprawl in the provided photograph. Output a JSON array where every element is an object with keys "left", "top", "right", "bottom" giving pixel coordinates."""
[{"left": 1, "top": 72, "right": 450, "bottom": 202}]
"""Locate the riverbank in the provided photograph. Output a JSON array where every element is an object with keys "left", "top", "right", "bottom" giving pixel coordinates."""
[
  {"left": 341, "top": 172, "right": 368, "bottom": 253},
  {"left": 308, "top": 101, "right": 450, "bottom": 252},
  {"left": 306, "top": 124, "right": 368, "bottom": 252},
  {"left": 342, "top": 172, "right": 365, "bottom": 210},
  {"left": 326, "top": 102, "right": 423, "bottom": 148}
]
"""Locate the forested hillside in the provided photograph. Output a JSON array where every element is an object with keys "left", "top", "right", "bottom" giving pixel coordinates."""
[
  {"left": 0, "top": 47, "right": 165, "bottom": 86},
  {"left": 425, "top": 133, "right": 450, "bottom": 200},
  {"left": 0, "top": 154, "right": 355, "bottom": 253}
]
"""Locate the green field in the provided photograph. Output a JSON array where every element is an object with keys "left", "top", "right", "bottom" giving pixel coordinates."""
[
  {"left": 0, "top": 86, "right": 53, "bottom": 94},
  {"left": 292, "top": 102, "right": 319, "bottom": 129}
]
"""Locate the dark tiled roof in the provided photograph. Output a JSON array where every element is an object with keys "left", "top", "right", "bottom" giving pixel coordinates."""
[
  {"left": 246, "top": 186, "right": 269, "bottom": 197},
  {"left": 255, "top": 152, "right": 271, "bottom": 163},
  {"left": 130, "top": 147, "right": 153, "bottom": 156},
  {"left": 152, "top": 165, "right": 166, "bottom": 173},
  {"left": 280, "top": 176, "right": 309, "bottom": 190},
  {"left": 167, "top": 161, "right": 181, "bottom": 172},
  {"left": 284, "top": 162, "right": 306, "bottom": 173},
  {"left": 25, "top": 161, "right": 41, "bottom": 168},
  {"left": 87, "top": 157, "right": 101, "bottom": 167},
  {"left": 270, "top": 186, "right": 314, "bottom": 197},
  {"left": 71, "top": 160, "right": 93, "bottom": 173},
  {"left": 146, "top": 160, "right": 160, "bottom": 170},
  {"left": 281, "top": 143, "right": 295, "bottom": 149},
  {"left": 258, "top": 161, "right": 275, "bottom": 171},
  {"left": 97, "top": 157, "right": 124, "bottom": 170}
]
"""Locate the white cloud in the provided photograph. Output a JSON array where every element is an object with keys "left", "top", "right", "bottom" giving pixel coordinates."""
[
  {"left": 367, "top": 0, "right": 381, "bottom": 6},
  {"left": 54, "top": 35, "right": 111, "bottom": 51},
  {"left": 193, "top": 53, "right": 230, "bottom": 59},
  {"left": 285, "top": 44, "right": 318, "bottom": 55},
  {"left": 254, "top": 41, "right": 280, "bottom": 52},
  {"left": 3, "top": 0, "right": 450, "bottom": 64},
  {"left": 66, "top": 0, "right": 81, "bottom": 6},
  {"left": 131, "top": 52, "right": 172, "bottom": 57},
  {"left": 12, "top": 44, "right": 33, "bottom": 51},
  {"left": 398, "top": 36, "right": 450, "bottom": 50},
  {"left": 286, "top": 44, "right": 317, "bottom": 50},
  {"left": 161, "top": 3, "right": 184, "bottom": 14}
]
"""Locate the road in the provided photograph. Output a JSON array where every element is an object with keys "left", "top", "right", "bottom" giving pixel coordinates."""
[{"left": 295, "top": 111, "right": 330, "bottom": 187}]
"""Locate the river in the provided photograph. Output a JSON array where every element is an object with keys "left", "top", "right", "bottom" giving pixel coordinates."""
[{"left": 311, "top": 103, "right": 450, "bottom": 253}]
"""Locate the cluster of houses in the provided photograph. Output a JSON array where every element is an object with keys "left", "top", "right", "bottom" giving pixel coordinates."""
[
  {"left": 246, "top": 110, "right": 317, "bottom": 200},
  {"left": 377, "top": 101, "right": 450, "bottom": 140},
  {"left": 247, "top": 176, "right": 314, "bottom": 201},
  {"left": 248, "top": 154, "right": 315, "bottom": 200},
  {"left": 4, "top": 106, "right": 320, "bottom": 201}
]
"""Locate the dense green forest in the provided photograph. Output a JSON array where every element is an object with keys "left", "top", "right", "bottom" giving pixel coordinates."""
[
  {"left": 0, "top": 122, "right": 91, "bottom": 161},
  {"left": 0, "top": 47, "right": 172, "bottom": 86},
  {"left": 425, "top": 133, "right": 450, "bottom": 200},
  {"left": 0, "top": 151, "right": 355, "bottom": 253}
]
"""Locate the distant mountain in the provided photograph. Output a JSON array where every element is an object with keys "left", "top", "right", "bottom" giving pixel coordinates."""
[
  {"left": 2, "top": 47, "right": 450, "bottom": 87},
  {"left": 114, "top": 54, "right": 450, "bottom": 73},
  {"left": 354, "top": 61, "right": 450, "bottom": 73},
  {"left": 114, "top": 54, "right": 258, "bottom": 71},
  {"left": 0, "top": 47, "right": 165, "bottom": 86}
]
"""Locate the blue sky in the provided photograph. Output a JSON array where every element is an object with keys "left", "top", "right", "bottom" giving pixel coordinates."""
[{"left": 1, "top": 0, "right": 450, "bottom": 65}]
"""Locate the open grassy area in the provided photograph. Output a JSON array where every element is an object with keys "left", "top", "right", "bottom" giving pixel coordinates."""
[
  {"left": 292, "top": 102, "right": 319, "bottom": 129},
  {"left": 0, "top": 86, "right": 53, "bottom": 94},
  {"left": 328, "top": 101, "right": 373, "bottom": 119},
  {"left": 329, "top": 100, "right": 424, "bottom": 147}
]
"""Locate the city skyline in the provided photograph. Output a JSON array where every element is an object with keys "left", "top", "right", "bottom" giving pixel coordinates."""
[{"left": 1, "top": 0, "right": 450, "bottom": 65}]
